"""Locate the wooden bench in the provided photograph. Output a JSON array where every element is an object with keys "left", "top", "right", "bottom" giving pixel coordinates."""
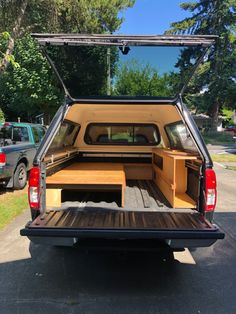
[{"left": 46, "top": 163, "right": 126, "bottom": 207}]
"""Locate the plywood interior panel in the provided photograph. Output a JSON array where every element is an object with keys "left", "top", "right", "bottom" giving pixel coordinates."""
[
  {"left": 163, "top": 156, "right": 175, "bottom": 184},
  {"left": 64, "top": 103, "right": 181, "bottom": 152},
  {"left": 46, "top": 189, "right": 62, "bottom": 208},
  {"left": 153, "top": 174, "right": 174, "bottom": 207},
  {"left": 175, "top": 160, "right": 187, "bottom": 194},
  {"left": 152, "top": 148, "right": 198, "bottom": 208},
  {"left": 124, "top": 163, "right": 152, "bottom": 180}
]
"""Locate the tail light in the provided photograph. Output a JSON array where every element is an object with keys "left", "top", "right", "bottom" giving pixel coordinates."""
[
  {"left": 28, "top": 167, "right": 40, "bottom": 209},
  {"left": 205, "top": 168, "right": 217, "bottom": 212},
  {"left": 0, "top": 152, "right": 6, "bottom": 166}
]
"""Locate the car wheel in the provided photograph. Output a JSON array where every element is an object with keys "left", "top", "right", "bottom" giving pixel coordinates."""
[{"left": 13, "top": 163, "right": 27, "bottom": 190}]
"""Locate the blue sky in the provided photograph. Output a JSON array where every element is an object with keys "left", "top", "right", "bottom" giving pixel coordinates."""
[
  {"left": 118, "top": 0, "right": 189, "bottom": 34},
  {"left": 116, "top": 1, "right": 191, "bottom": 74}
]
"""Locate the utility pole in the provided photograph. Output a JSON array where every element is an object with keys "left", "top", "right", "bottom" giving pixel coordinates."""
[{"left": 107, "top": 47, "right": 111, "bottom": 95}]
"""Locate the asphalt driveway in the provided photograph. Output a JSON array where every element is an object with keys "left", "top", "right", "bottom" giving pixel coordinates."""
[{"left": 0, "top": 164, "right": 236, "bottom": 314}]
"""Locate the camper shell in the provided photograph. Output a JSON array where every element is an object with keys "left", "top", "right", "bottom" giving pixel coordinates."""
[{"left": 20, "top": 34, "right": 224, "bottom": 248}]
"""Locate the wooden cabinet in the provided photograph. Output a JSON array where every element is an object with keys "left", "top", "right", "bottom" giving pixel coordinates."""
[{"left": 152, "top": 148, "right": 198, "bottom": 208}]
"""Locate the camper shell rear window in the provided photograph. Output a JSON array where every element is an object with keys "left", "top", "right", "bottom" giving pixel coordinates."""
[{"left": 84, "top": 123, "right": 160, "bottom": 146}]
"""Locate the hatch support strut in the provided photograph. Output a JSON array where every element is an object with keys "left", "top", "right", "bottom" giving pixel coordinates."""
[
  {"left": 179, "top": 46, "right": 210, "bottom": 97},
  {"left": 41, "top": 47, "right": 74, "bottom": 101}
]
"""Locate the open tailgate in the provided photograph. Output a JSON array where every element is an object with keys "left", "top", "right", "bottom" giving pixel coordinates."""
[{"left": 21, "top": 209, "right": 224, "bottom": 247}]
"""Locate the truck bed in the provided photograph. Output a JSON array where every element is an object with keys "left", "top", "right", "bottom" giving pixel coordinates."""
[
  {"left": 61, "top": 180, "right": 172, "bottom": 211},
  {"left": 29, "top": 209, "right": 213, "bottom": 231}
]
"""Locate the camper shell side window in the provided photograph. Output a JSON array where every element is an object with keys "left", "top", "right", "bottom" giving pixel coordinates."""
[{"left": 165, "top": 121, "right": 198, "bottom": 152}]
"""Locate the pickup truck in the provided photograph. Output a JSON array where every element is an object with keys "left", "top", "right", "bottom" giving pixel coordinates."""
[
  {"left": 20, "top": 34, "right": 224, "bottom": 250},
  {"left": 0, "top": 122, "right": 46, "bottom": 189}
]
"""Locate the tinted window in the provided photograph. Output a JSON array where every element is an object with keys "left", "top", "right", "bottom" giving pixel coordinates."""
[
  {"left": 32, "top": 126, "right": 46, "bottom": 144},
  {"left": 12, "top": 127, "right": 29, "bottom": 142},
  {"left": 165, "top": 122, "right": 197, "bottom": 152},
  {"left": 85, "top": 124, "right": 160, "bottom": 145},
  {"left": 32, "top": 127, "right": 40, "bottom": 144},
  {"left": 0, "top": 125, "right": 29, "bottom": 144},
  {"left": 48, "top": 44, "right": 206, "bottom": 98},
  {"left": 48, "top": 122, "right": 80, "bottom": 151},
  {"left": 37, "top": 126, "right": 46, "bottom": 140}
]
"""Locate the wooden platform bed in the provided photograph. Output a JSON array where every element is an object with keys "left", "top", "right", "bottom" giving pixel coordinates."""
[
  {"left": 46, "top": 149, "right": 200, "bottom": 210},
  {"left": 46, "top": 163, "right": 126, "bottom": 207}
]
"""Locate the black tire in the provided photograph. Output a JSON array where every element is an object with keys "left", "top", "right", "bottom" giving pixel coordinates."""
[{"left": 13, "top": 162, "right": 27, "bottom": 190}]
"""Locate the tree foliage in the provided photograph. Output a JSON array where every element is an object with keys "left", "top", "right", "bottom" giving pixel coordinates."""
[
  {"left": 0, "top": 0, "right": 135, "bottom": 121},
  {"left": 0, "top": 108, "right": 4, "bottom": 122},
  {"left": 167, "top": 0, "right": 236, "bottom": 127},
  {"left": 0, "top": 0, "right": 135, "bottom": 40},
  {"left": 114, "top": 61, "right": 175, "bottom": 97},
  {"left": 0, "top": 34, "right": 63, "bottom": 120},
  {"left": 48, "top": 45, "right": 118, "bottom": 98}
]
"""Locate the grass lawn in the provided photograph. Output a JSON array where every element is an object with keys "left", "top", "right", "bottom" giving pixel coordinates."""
[
  {"left": 0, "top": 191, "right": 28, "bottom": 230},
  {"left": 211, "top": 154, "right": 236, "bottom": 162},
  {"left": 203, "top": 132, "right": 235, "bottom": 145},
  {"left": 227, "top": 166, "right": 236, "bottom": 171}
]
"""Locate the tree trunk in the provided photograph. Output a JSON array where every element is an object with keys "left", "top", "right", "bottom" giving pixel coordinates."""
[
  {"left": 0, "top": 0, "right": 28, "bottom": 74},
  {"left": 210, "top": 101, "right": 220, "bottom": 132}
]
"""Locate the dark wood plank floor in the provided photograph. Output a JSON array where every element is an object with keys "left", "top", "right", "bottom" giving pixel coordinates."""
[{"left": 30, "top": 209, "right": 213, "bottom": 231}]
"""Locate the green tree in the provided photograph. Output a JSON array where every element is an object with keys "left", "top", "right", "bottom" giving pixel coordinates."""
[
  {"left": 114, "top": 61, "right": 174, "bottom": 96},
  {"left": 0, "top": 0, "right": 28, "bottom": 73},
  {"left": 168, "top": 0, "right": 236, "bottom": 129},
  {"left": 0, "top": 35, "right": 63, "bottom": 121},
  {"left": 0, "top": 0, "right": 135, "bottom": 73},
  {"left": 0, "top": 107, "right": 5, "bottom": 122},
  {"left": 0, "top": 0, "right": 135, "bottom": 120}
]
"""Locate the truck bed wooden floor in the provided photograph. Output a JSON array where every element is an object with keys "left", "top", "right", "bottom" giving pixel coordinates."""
[{"left": 29, "top": 210, "right": 213, "bottom": 231}]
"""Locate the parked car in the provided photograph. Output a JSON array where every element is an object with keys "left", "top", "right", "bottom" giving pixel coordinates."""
[
  {"left": 224, "top": 126, "right": 236, "bottom": 134},
  {"left": 21, "top": 34, "right": 224, "bottom": 250},
  {"left": 0, "top": 122, "right": 46, "bottom": 189}
]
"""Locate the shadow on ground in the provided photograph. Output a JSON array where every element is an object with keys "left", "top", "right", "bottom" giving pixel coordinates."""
[{"left": 1, "top": 214, "right": 236, "bottom": 314}]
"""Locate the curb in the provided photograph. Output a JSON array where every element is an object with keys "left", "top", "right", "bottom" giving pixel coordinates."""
[{"left": 213, "top": 162, "right": 227, "bottom": 169}]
